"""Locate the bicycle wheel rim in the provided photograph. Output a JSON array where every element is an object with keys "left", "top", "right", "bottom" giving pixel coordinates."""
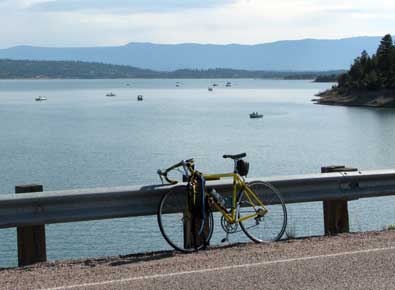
[
  {"left": 157, "top": 186, "right": 213, "bottom": 252},
  {"left": 239, "top": 181, "right": 287, "bottom": 242}
]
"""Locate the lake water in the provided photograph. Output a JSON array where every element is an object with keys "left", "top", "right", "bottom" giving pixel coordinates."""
[{"left": 1, "top": 79, "right": 395, "bottom": 268}]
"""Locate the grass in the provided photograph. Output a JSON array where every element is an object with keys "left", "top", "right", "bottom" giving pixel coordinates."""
[{"left": 385, "top": 224, "right": 395, "bottom": 231}]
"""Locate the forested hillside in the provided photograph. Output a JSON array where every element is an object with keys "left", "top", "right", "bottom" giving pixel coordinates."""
[
  {"left": 0, "top": 59, "right": 341, "bottom": 79},
  {"left": 315, "top": 34, "right": 395, "bottom": 107},
  {"left": 337, "top": 34, "right": 395, "bottom": 91},
  {"left": 0, "top": 59, "right": 159, "bottom": 79}
]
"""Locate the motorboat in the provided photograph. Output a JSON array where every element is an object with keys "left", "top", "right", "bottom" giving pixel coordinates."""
[
  {"left": 208, "top": 87, "right": 213, "bottom": 92},
  {"left": 35, "top": 96, "right": 47, "bottom": 101},
  {"left": 106, "top": 92, "right": 116, "bottom": 97},
  {"left": 249, "top": 112, "right": 263, "bottom": 119},
  {"left": 137, "top": 95, "right": 143, "bottom": 101},
  {"left": 225, "top": 81, "right": 232, "bottom": 87}
]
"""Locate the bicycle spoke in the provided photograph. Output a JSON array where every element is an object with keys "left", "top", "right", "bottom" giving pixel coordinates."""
[{"left": 239, "top": 181, "right": 287, "bottom": 242}]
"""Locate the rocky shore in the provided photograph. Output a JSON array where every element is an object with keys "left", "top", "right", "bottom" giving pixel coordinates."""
[{"left": 313, "top": 89, "right": 395, "bottom": 107}]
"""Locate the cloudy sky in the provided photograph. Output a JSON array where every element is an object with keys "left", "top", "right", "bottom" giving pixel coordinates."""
[{"left": 0, "top": 0, "right": 394, "bottom": 48}]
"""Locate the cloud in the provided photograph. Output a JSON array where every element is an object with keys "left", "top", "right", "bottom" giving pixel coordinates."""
[
  {"left": 0, "top": 0, "right": 394, "bottom": 48},
  {"left": 30, "top": 0, "right": 234, "bottom": 13}
]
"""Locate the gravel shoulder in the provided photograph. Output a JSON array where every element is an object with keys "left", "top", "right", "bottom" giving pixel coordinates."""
[{"left": 1, "top": 230, "right": 395, "bottom": 290}]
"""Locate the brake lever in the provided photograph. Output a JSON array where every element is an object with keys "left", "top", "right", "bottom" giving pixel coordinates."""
[{"left": 157, "top": 169, "right": 164, "bottom": 184}]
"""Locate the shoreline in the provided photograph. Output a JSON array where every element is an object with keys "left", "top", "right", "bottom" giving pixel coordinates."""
[
  {"left": 0, "top": 77, "right": 314, "bottom": 81},
  {"left": 313, "top": 89, "right": 395, "bottom": 108}
]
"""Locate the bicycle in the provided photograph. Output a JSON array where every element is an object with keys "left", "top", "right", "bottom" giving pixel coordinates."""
[{"left": 157, "top": 153, "right": 287, "bottom": 252}]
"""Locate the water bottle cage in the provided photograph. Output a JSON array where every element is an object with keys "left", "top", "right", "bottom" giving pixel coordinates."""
[{"left": 207, "top": 191, "right": 229, "bottom": 213}]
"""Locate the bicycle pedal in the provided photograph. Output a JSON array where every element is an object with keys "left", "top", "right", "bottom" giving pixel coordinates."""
[{"left": 254, "top": 216, "right": 262, "bottom": 225}]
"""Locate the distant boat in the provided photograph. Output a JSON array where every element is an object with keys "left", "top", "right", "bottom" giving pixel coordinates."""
[
  {"left": 225, "top": 81, "right": 232, "bottom": 87},
  {"left": 126, "top": 83, "right": 131, "bottom": 87},
  {"left": 137, "top": 95, "right": 143, "bottom": 101},
  {"left": 213, "top": 83, "right": 218, "bottom": 87},
  {"left": 35, "top": 96, "right": 47, "bottom": 101},
  {"left": 106, "top": 92, "right": 116, "bottom": 97},
  {"left": 208, "top": 87, "right": 213, "bottom": 92},
  {"left": 249, "top": 112, "right": 263, "bottom": 119}
]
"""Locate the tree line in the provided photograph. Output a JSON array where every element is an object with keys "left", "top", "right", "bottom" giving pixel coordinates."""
[
  {"left": 337, "top": 34, "right": 395, "bottom": 91},
  {"left": 0, "top": 58, "right": 341, "bottom": 80}
]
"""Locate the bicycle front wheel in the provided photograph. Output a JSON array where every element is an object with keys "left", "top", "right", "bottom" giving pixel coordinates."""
[
  {"left": 157, "top": 186, "right": 214, "bottom": 252},
  {"left": 239, "top": 181, "right": 287, "bottom": 242}
]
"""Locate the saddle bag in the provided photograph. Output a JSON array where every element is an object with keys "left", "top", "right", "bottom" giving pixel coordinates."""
[{"left": 236, "top": 159, "right": 249, "bottom": 176}]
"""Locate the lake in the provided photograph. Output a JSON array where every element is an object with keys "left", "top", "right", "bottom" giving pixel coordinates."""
[{"left": 1, "top": 79, "right": 395, "bottom": 267}]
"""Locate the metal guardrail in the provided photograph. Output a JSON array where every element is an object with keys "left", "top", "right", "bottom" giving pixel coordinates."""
[
  {"left": 2, "top": 168, "right": 395, "bottom": 266},
  {"left": 1, "top": 169, "right": 395, "bottom": 229}
]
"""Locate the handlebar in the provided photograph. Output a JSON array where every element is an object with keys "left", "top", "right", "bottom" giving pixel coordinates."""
[{"left": 157, "top": 159, "right": 194, "bottom": 185}]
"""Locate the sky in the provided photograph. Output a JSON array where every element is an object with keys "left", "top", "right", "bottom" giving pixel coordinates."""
[{"left": 0, "top": 0, "right": 394, "bottom": 48}]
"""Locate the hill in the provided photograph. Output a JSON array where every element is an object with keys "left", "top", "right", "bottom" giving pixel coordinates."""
[
  {"left": 0, "top": 59, "right": 159, "bottom": 79},
  {"left": 0, "top": 59, "right": 343, "bottom": 79},
  {"left": 0, "top": 37, "right": 382, "bottom": 71}
]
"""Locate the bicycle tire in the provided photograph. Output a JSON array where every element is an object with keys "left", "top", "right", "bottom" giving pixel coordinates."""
[
  {"left": 238, "top": 181, "right": 287, "bottom": 242},
  {"left": 157, "top": 186, "right": 214, "bottom": 252}
]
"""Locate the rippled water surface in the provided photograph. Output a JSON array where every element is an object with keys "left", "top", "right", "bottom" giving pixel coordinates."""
[{"left": 1, "top": 79, "right": 395, "bottom": 267}]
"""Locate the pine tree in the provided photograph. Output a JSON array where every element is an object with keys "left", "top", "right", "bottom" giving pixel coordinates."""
[
  {"left": 337, "top": 34, "right": 394, "bottom": 91},
  {"left": 376, "top": 34, "right": 394, "bottom": 86}
]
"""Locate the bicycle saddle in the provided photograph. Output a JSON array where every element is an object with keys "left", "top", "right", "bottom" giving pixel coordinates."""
[{"left": 222, "top": 153, "right": 247, "bottom": 159}]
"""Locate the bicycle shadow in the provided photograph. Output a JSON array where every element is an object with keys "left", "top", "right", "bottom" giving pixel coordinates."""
[{"left": 108, "top": 250, "right": 175, "bottom": 267}]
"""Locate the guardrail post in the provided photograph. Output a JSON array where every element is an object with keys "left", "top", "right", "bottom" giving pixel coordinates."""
[
  {"left": 321, "top": 166, "right": 357, "bottom": 235},
  {"left": 323, "top": 200, "right": 349, "bottom": 235},
  {"left": 184, "top": 200, "right": 210, "bottom": 249},
  {"left": 183, "top": 180, "right": 211, "bottom": 249},
  {"left": 16, "top": 184, "right": 47, "bottom": 266}
]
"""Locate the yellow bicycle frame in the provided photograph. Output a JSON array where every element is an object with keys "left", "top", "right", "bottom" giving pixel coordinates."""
[{"left": 202, "top": 172, "right": 267, "bottom": 224}]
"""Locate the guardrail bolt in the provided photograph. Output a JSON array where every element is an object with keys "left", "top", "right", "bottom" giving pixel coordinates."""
[{"left": 16, "top": 184, "right": 47, "bottom": 267}]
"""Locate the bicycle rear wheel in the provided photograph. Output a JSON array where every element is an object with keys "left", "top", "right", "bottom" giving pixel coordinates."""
[
  {"left": 239, "top": 181, "right": 287, "bottom": 242},
  {"left": 157, "top": 186, "right": 214, "bottom": 252}
]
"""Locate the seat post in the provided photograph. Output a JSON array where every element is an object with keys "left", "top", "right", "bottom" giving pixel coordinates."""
[{"left": 233, "top": 159, "right": 238, "bottom": 173}]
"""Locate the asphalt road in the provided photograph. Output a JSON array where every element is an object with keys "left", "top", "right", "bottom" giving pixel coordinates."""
[{"left": 2, "top": 230, "right": 395, "bottom": 290}]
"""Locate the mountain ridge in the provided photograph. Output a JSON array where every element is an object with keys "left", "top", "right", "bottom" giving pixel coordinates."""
[{"left": 0, "top": 36, "right": 384, "bottom": 71}]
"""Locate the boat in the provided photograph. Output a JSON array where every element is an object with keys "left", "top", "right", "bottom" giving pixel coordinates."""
[
  {"left": 249, "top": 112, "right": 263, "bottom": 119},
  {"left": 137, "top": 95, "right": 143, "bottom": 101},
  {"left": 225, "top": 81, "right": 232, "bottom": 87},
  {"left": 213, "top": 83, "right": 218, "bottom": 87},
  {"left": 35, "top": 96, "right": 47, "bottom": 101},
  {"left": 106, "top": 93, "right": 116, "bottom": 97},
  {"left": 208, "top": 87, "right": 213, "bottom": 92}
]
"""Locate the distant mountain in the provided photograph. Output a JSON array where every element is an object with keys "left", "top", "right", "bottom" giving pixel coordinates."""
[
  {"left": 0, "top": 59, "right": 344, "bottom": 79},
  {"left": 0, "top": 37, "right": 382, "bottom": 71}
]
